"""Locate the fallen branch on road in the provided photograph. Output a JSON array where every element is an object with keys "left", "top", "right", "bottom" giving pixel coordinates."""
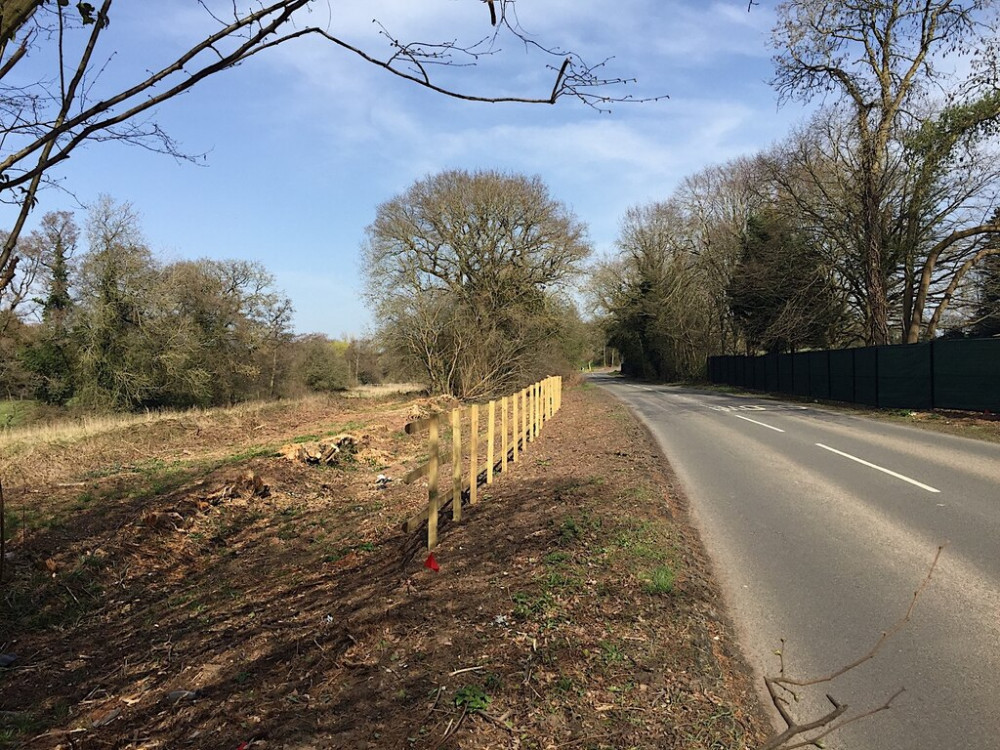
[{"left": 759, "top": 544, "right": 946, "bottom": 750}]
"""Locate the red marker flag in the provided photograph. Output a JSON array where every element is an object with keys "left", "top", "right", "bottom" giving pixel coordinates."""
[{"left": 424, "top": 553, "right": 440, "bottom": 572}]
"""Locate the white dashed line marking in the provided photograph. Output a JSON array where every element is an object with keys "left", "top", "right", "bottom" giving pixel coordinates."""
[{"left": 815, "top": 443, "right": 941, "bottom": 493}]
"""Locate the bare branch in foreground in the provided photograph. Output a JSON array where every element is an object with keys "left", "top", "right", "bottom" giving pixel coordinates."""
[
  {"left": 0, "top": 0, "right": 667, "bottom": 304},
  {"left": 759, "top": 544, "right": 946, "bottom": 750}
]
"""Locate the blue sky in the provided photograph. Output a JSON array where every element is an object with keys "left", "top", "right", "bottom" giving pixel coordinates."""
[{"left": 6, "top": 1, "right": 814, "bottom": 337}]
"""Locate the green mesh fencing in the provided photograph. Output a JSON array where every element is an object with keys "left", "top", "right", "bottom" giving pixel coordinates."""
[
  {"left": 877, "top": 343, "right": 933, "bottom": 409},
  {"left": 707, "top": 338, "right": 999, "bottom": 411},
  {"left": 854, "top": 347, "right": 879, "bottom": 406},
  {"left": 933, "top": 339, "right": 1000, "bottom": 411},
  {"left": 829, "top": 349, "right": 855, "bottom": 403},
  {"left": 807, "top": 351, "right": 831, "bottom": 400}
]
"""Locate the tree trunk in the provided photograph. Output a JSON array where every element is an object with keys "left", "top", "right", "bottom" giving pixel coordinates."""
[
  {"left": 863, "top": 222, "right": 891, "bottom": 346},
  {"left": 861, "top": 152, "right": 891, "bottom": 346}
]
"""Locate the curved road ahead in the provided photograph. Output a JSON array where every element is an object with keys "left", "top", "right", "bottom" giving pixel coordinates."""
[{"left": 593, "top": 375, "right": 1000, "bottom": 750}]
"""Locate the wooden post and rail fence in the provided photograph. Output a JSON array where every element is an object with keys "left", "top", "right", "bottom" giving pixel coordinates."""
[{"left": 402, "top": 375, "right": 563, "bottom": 550}]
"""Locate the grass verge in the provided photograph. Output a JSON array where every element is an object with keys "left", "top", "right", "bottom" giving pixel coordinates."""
[{"left": 0, "top": 386, "right": 766, "bottom": 749}]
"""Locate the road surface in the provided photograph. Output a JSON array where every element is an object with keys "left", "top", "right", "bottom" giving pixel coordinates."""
[{"left": 592, "top": 375, "right": 1000, "bottom": 750}]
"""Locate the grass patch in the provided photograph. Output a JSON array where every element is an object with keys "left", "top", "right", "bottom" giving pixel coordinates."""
[
  {"left": 511, "top": 591, "right": 554, "bottom": 621},
  {"left": 599, "top": 639, "right": 626, "bottom": 664},
  {"left": 557, "top": 511, "right": 601, "bottom": 545},
  {"left": 641, "top": 565, "right": 676, "bottom": 595},
  {"left": 453, "top": 684, "right": 491, "bottom": 712}
]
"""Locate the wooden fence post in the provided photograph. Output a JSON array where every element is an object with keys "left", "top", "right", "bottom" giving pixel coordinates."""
[
  {"left": 532, "top": 382, "right": 539, "bottom": 439},
  {"left": 527, "top": 384, "right": 532, "bottom": 441},
  {"left": 537, "top": 380, "right": 542, "bottom": 434},
  {"left": 451, "top": 408, "right": 462, "bottom": 522},
  {"left": 531, "top": 383, "right": 542, "bottom": 440},
  {"left": 512, "top": 391, "right": 519, "bottom": 462},
  {"left": 537, "top": 380, "right": 542, "bottom": 431},
  {"left": 521, "top": 388, "right": 529, "bottom": 449},
  {"left": 469, "top": 404, "right": 479, "bottom": 505},
  {"left": 487, "top": 400, "right": 495, "bottom": 484},
  {"left": 502, "top": 396, "right": 509, "bottom": 470},
  {"left": 427, "top": 415, "right": 440, "bottom": 550}
]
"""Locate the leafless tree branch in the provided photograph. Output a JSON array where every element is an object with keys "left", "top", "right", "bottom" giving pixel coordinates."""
[
  {"left": 759, "top": 544, "right": 945, "bottom": 750},
  {"left": 0, "top": 0, "right": 662, "bottom": 299}
]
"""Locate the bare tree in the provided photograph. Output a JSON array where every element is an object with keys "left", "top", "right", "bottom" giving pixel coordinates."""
[
  {"left": 898, "top": 93, "right": 1000, "bottom": 341},
  {"left": 761, "top": 100, "right": 1000, "bottom": 343},
  {"left": 363, "top": 169, "right": 591, "bottom": 397},
  {"left": 594, "top": 202, "right": 720, "bottom": 380},
  {"left": 0, "top": 0, "right": 653, "bottom": 299},
  {"left": 672, "top": 158, "right": 771, "bottom": 355},
  {"left": 770, "top": 0, "right": 1000, "bottom": 345}
]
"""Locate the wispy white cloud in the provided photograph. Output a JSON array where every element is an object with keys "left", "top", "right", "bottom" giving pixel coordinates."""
[{"left": 7, "top": 0, "right": 812, "bottom": 338}]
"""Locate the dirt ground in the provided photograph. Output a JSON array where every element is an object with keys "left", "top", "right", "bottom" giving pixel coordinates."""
[{"left": 0, "top": 385, "right": 768, "bottom": 749}]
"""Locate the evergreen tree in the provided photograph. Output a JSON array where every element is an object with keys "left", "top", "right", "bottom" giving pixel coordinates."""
[
  {"left": 20, "top": 211, "right": 78, "bottom": 404},
  {"left": 727, "top": 211, "right": 844, "bottom": 354}
]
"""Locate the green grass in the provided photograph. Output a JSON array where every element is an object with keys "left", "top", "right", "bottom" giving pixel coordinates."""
[
  {"left": 544, "top": 550, "right": 571, "bottom": 565},
  {"left": 454, "top": 684, "right": 491, "bottom": 712},
  {"left": 511, "top": 591, "right": 554, "bottom": 620},
  {"left": 641, "top": 565, "right": 675, "bottom": 595},
  {"left": 599, "top": 640, "right": 625, "bottom": 664},
  {"left": 0, "top": 706, "right": 65, "bottom": 749}
]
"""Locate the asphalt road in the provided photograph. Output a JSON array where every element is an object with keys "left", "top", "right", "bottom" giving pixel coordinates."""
[{"left": 591, "top": 374, "right": 1000, "bottom": 750}]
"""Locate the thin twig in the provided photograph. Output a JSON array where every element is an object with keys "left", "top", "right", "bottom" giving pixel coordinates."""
[
  {"left": 449, "top": 665, "right": 486, "bottom": 677},
  {"left": 783, "top": 544, "right": 944, "bottom": 689},
  {"left": 760, "top": 545, "right": 946, "bottom": 750}
]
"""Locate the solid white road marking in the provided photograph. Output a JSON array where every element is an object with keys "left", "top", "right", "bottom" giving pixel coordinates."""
[
  {"left": 733, "top": 414, "right": 785, "bottom": 433},
  {"left": 815, "top": 443, "right": 941, "bottom": 494}
]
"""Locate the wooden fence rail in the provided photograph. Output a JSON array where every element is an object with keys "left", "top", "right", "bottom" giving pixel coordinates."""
[{"left": 402, "top": 375, "right": 563, "bottom": 550}]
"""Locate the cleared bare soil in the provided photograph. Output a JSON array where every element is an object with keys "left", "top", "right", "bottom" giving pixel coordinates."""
[{"left": 0, "top": 385, "right": 766, "bottom": 749}]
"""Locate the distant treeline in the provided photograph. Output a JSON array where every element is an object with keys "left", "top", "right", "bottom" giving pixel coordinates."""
[{"left": 0, "top": 197, "right": 388, "bottom": 411}]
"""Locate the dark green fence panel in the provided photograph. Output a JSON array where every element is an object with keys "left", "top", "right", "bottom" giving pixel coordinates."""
[
  {"left": 878, "top": 343, "right": 932, "bottom": 409},
  {"left": 855, "top": 347, "right": 879, "bottom": 406},
  {"left": 807, "top": 351, "right": 831, "bottom": 400},
  {"left": 752, "top": 356, "right": 767, "bottom": 390},
  {"left": 829, "top": 349, "right": 855, "bottom": 403},
  {"left": 792, "top": 353, "right": 810, "bottom": 396},
  {"left": 933, "top": 339, "right": 1000, "bottom": 410},
  {"left": 765, "top": 354, "right": 779, "bottom": 392},
  {"left": 708, "top": 340, "right": 998, "bottom": 411},
  {"left": 778, "top": 354, "right": 795, "bottom": 393}
]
